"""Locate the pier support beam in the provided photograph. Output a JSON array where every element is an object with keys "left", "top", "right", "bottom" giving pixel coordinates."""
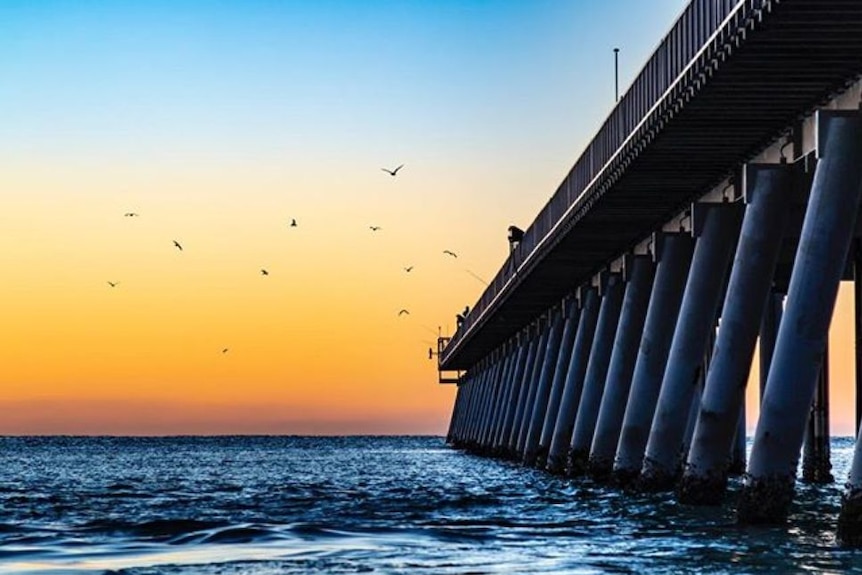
[
  {"left": 739, "top": 112, "right": 862, "bottom": 524},
  {"left": 760, "top": 290, "right": 784, "bottom": 400},
  {"left": 482, "top": 346, "right": 515, "bottom": 452},
  {"left": 494, "top": 337, "right": 528, "bottom": 455},
  {"left": 728, "top": 401, "right": 746, "bottom": 476},
  {"left": 725, "top": 302, "right": 748, "bottom": 479},
  {"left": 613, "top": 233, "right": 694, "bottom": 485},
  {"left": 495, "top": 345, "right": 521, "bottom": 449},
  {"left": 841, "top": 246, "right": 862, "bottom": 546},
  {"left": 457, "top": 377, "right": 478, "bottom": 446},
  {"left": 640, "top": 203, "right": 742, "bottom": 491},
  {"left": 678, "top": 163, "right": 795, "bottom": 505},
  {"left": 507, "top": 330, "right": 539, "bottom": 457},
  {"left": 588, "top": 256, "right": 655, "bottom": 479},
  {"left": 839, "top": 426, "right": 862, "bottom": 546},
  {"left": 681, "top": 371, "right": 704, "bottom": 460},
  {"left": 467, "top": 362, "right": 492, "bottom": 450},
  {"left": 478, "top": 358, "right": 501, "bottom": 451},
  {"left": 536, "top": 298, "right": 581, "bottom": 468},
  {"left": 447, "top": 383, "right": 464, "bottom": 444},
  {"left": 459, "top": 376, "right": 479, "bottom": 446},
  {"left": 857, "top": 239, "right": 862, "bottom": 436},
  {"left": 569, "top": 274, "right": 625, "bottom": 475},
  {"left": 547, "top": 287, "right": 600, "bottom": 474},
  {"left": 456, "top": 370, "right": 477, "bottom": 448},
  {"left": 475, "top": 356, "right": 500, "bottom": 452},
  {"left": 802, "top": 344, "right": 833, "bottom": 484},
  {"left": 515, "top": 320, "right": 550, "bottom": 458},
  {"left": 524, "top": 310, "right": 565, "bottom": 466}
]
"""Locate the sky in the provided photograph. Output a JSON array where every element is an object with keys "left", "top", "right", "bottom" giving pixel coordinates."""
[{"left": 2, "top": 0, "right": 856, "bottom": 436}]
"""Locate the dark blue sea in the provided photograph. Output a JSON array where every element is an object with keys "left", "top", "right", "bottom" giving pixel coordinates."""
[{"left": 1, "top": 436, "right": 861, "bottom": 574}]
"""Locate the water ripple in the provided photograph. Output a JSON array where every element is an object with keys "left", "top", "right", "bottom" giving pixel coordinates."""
[{"left": 1, "top": 436, "right": 862, "bottom": 574}]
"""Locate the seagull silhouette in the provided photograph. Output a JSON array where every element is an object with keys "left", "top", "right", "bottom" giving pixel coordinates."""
[
  {"left": 369, "top": 226, "right": 381, "bottom": 231},
  {"left": 443, "top": 250, "right": 458, "bottom": 258},
  {"left": 124, "top": 212, "right": 139, "bottom": 217},
  {"left": 398, "top": 309, "right": 410, "bottom": 316},
  {"left": 107, "top": 281, "right": 119, "bottom": 288},
  {"left": 290, "top": 219, "right": 298, "bottom": 227},
  {"left": 381, "top": 164, "right": 404, "bottom": 177},
  {"left": 173, "top": 240, "right": 183, "bottom": 251},
  {"left": 404, "top": 266, "right": 414, "bottom": 272},
  {"left": 261, "top": 269, "right": 269, "bottom": 276}
]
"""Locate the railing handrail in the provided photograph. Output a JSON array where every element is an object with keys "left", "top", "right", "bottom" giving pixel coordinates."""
[{"left": 443, "top": 0, "right": 754, "bottom": 363}]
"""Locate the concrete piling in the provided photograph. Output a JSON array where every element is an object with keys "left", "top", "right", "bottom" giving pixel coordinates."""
[
  {"left": 475, "top": 357, "right": 500, "bottom": 451},
  {"left": 481, "top": 346, "right": 515, "bottom": 451},
  {"left": 452, "top": 372, "right": 474, "bottom": 447},
  {"left": 515, "top": 321, "right": 550, "bottom": 458},
  {"left": 841, "top": 246, "right": 862, "bottom": 546},
  {"left": 856, "top": 239, "right": 862, "bottom": 436},
  {"left": 523, "top": 310, "right": 566, "bottom": 466},
  {"left": 547, "top": 287, "right": 601, "bottom": 474},
  {"left": 640, "top": 204, "right": 742, "bottom": 491},
  {"left": 759, "top": 290, "right": 784, "bottom": 400},
  {"left": 802, "top": 346, "right": 833, "bottom": 484},
  {"left": 466, "top": 362, "right": 491, "bottom": 449},
  {"left": 728, "top": 401, "right": 746, "bottom": 476},
  {"left": 495, "top": 338, "right": 529, "bottom": 454},
  {"left": 613, "top": 233, "right": 694, "bottom": 485},
  {"left": 677, "top": 163, "right": 795, "bottom": 505},
  {"left": 536, "top": 299, "right": 581, "bottom": 468},
  {"left": 740, "top": 112, "right": 862, "bottom": 524},
  {"left": 839, "top": 432, "right": 862, "bottom": 546},
  {"left": 588, "top": 256, "right": 656, "bottom": 479},
  {"left": 507, "top": 330, "right": 540, "bottom": 457},
  {"left": 568, "top": 274, "right": 625, "bottom": 476}
]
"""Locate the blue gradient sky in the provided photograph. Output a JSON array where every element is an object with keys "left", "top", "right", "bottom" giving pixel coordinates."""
[
  {"left": 1, "top": 1, "right": 687, "bottom": 167},
  {"left": 13, "top": 1, "right": 815, "bottom": 435}
]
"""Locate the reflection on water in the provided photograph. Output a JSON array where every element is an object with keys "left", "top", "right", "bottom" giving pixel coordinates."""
[{"left": 1, "top": 436, "right": 861, "bottom": 574}]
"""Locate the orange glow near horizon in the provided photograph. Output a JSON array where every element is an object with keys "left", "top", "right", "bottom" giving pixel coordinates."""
[
  {"left": 746, "top": 283, "right": 857, "bottom": 436},
  {"left": 6, "top": 1, "right": 860, "bottom": 437},
  {"left": 0, "top": 163, "right": 473, "bottom": 435}
]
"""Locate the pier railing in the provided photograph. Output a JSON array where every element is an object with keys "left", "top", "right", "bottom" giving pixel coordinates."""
[{"left": 442, "top": 0, "right": 761, "bottom": 365}]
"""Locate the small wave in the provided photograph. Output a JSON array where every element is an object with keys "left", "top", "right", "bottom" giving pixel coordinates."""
[
  {"left": 287, "top": 523, "right": 355, "bottom": 539},
  {"left": 187, "top": 524, "right": 282, "bottom": 545},
  {"left": 105, "top": 482, "right": 139, "bottom": 491},
  {"left": 0, "top": 524, "right": 26, "bottom": 534},
  {"left": 80, "top": 518, "right": 228, "bottom": 541}
]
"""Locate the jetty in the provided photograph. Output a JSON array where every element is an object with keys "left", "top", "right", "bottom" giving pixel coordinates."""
[{"left": 438, "top": 0, "right": 862, "bottom": 544}]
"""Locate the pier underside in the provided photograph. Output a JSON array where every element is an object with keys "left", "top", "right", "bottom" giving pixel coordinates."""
[{"left": 441, "top": 0, "right": 862, "bottom": 547}]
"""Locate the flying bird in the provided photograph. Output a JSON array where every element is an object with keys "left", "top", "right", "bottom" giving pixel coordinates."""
[
  {"left": 124, "top": 212, "right": 139, "bottom": 217},
  {"left": 381, "top": 164, "right": 404, "bottom": 177},
  {"left": 404, "top": 266, "right": 414, "bottom": 272},
  {"left": 443, "top": 250, "right": 458, "bottom": 258},
  {"left": 107, "top": 281, "right": 119, "bottom": 288},
  {"left": 261, "top": 269, "right": 269, "bottom": 276},
  {"left": 222, "top": 348, "right": 229, "bottom": 354},
  {"left": 398, "top": 309, "right": 410, "bottom": 316},
  {"left": 290, "top": 219, "right": 298, "bottom": 227},
  {"left": 369, "top": 226, "right": 381, "bottom": 231},
  {"left": 173, "top": 240, "right": 183, "bottom": 251}
]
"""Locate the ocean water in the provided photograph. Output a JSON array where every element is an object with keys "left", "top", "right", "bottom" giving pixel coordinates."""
[{"left": 1, "top": 436, "right": 861, "bottom": 575}]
